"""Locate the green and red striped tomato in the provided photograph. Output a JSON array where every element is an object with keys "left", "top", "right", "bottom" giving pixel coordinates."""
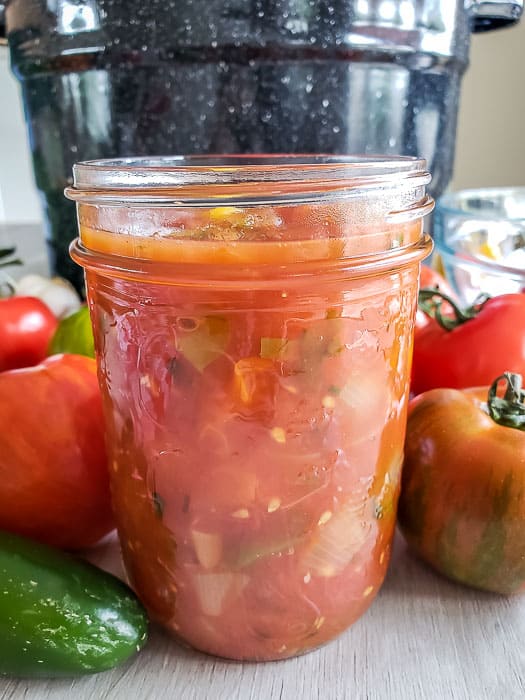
[{"left": 398, "top": 373, "right": 525, "bottom": 595}]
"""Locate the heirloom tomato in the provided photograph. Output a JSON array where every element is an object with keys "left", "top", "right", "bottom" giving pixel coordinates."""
[
  {"left": 0, "top": 354, "right": 114, "bottom": 549},
  {"left": 399, "top": 372, "right": 525, "bottom": 594}
]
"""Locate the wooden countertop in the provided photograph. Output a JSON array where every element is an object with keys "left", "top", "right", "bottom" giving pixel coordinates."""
[{"left": 1, "top": 533, "right": 524, "bottom": 700}]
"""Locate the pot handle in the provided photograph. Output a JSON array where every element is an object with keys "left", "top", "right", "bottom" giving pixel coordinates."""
[
  {"left": 0, "top": 3, "right": 5, "bottom": 42},
  {"left": 469, "top": 0, "right": 523, "bottom": 31}
]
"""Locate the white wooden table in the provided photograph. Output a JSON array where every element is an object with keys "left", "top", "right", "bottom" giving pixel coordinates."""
[
  {"left": 1, "top": 533, "right": 524, "bottom": 700},
  {"left": 1, "top": 224, "right": 524, "bottom": 699}
]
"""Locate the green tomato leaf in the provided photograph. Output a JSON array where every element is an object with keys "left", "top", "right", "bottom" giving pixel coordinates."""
[{"left": 48, "top": 305, "right": 95, "bottom": 358}]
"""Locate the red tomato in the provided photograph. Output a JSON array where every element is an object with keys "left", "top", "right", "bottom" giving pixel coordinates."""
[
  {"left": 411, "top": 293, "right": 525, "bottom": 395},
  {"left": 0, "top": 354, "right": 114, "bottom": 549},
  {"left": 0, "top": 296, "right": 58, "bottom": 371}
]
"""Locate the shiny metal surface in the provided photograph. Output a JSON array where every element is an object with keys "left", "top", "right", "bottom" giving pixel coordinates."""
[
  {"left": 0, "top": 0, "right": 523, "bottom": 290},
  {"left": 3, "top": 0, "right": 523, "bottom": 49}
]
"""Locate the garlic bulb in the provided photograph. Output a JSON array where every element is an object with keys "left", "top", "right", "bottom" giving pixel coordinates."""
[{"left": 15, "top": 274, "right": 81, "bottom": 319}]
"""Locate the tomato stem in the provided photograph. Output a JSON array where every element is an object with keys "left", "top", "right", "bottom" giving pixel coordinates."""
[
  {"left": 418, "top": 288, "right": 491, "bottom": 331},
  {"left": 487, "top": 372, "right": 525, "bottom": 431}
]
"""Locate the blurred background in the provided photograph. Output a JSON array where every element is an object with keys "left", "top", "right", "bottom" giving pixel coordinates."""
[{"left": 0, "top": 16, "right": 523, "bottom": 223}]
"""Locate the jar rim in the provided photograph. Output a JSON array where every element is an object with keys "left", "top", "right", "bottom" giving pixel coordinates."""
[
  {"left": 71, "top": 234, "right": 433, "bottom": 288},
  {"left": 65, "top": 154, "right": 431, "bottom": 207}
]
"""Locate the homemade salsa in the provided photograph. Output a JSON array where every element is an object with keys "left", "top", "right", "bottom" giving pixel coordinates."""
[
  {"left": 69, "top": 152, "right": 434, "bottom": 662},
  {"left": 76, "top": 201, "right": 422, "bottom": 660}
]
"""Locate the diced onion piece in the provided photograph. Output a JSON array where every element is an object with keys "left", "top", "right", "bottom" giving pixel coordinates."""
[
  {"left": 191, "top": 530, "right": 223, "bottom": 570},
  {"left": 194, "top": 573, "right": 249, "bottom": 617},
  {"left": 339, "top": 372, "right": 389, "bottom": 438},
  {"left": 340, "top": 377, "right": 375, "bottom": 410},
  {"left": 267, "top": 497, "right": 281, "bottom": 513},
  {"left": 322, "top": 394, "right": 336, "bottom": 409},
  {"left": 233, "top": 532, "right": 302, "bottom": 569},
  {"left": 198, "top": 423, "right": 230, "bottom": 455},
  {"left": 231, "top": 508, "right": 250, "bottom": 519},
  {"left": 270, "top": 427, "right": 286, "bottom": 443},
  {"left": 301, "top": 504, "right": 371, "bottom": 577}
]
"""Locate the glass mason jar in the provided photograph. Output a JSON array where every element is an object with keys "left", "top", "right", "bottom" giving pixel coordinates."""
[{"left": 67, "top": 155, "right": 433, "bottom": 661}]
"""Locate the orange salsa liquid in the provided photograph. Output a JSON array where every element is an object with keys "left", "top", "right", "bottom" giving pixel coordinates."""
[{"left": 80, "top": 207, "right": 421, "bottom": 661}]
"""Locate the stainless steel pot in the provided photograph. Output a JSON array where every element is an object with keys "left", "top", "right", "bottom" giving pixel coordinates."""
[{"left": 0, "top": 0, "right": 522, "bottom": 290}]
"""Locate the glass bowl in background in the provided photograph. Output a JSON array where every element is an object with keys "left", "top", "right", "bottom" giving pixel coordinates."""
[{"left": 433, "top": 187, "right": 525, "bottom": 304}]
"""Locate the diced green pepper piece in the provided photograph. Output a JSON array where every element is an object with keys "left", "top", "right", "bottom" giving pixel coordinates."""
[{"left": 177, "top": 316, "right": 230, "bottom": 372}]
